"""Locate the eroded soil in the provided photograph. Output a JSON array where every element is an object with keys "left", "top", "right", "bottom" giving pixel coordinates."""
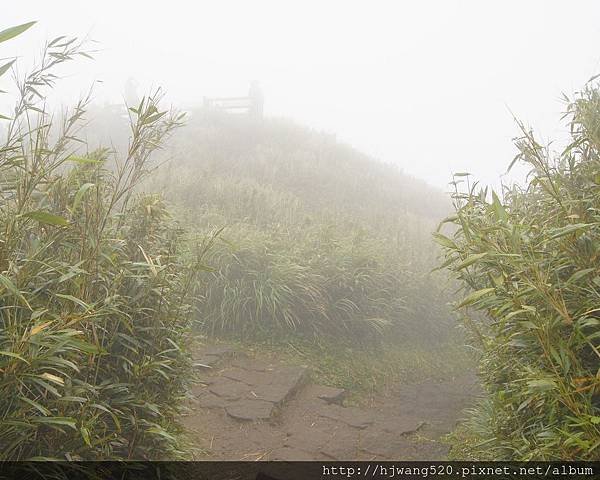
[{"left": 182, "top": 343, "right": 480, "bottom": 460}]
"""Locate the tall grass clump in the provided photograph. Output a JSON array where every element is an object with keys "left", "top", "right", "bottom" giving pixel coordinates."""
[
  {"left": 0, "top": 25, "right": 201, "bottom": 459},
  {"left": 437, "top": 83, "right": 600, "bottom": 459},
  {"left": 139, "top": 111, "right": 456, "bottom": 347}
]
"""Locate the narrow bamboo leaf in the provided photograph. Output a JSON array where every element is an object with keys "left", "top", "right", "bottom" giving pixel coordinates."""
[
  {"left": 458, "top": 288, "right": 496, "bottom": 308},
  {"left": 54, "top": 293, "right": 91, "bottom": 311},
  {"left": 80, "top": 426, "right": 92, "bottom": 446},
  {"left": 0, "top": 350, "right": 30, "bottom": 364},
  {"left": 21, "top": 210, "right": 69, "bottom": 226},
  {"left": 66, "top": 155, "right": 102, "bottom": 164},
  {"left": 0, "top": 59, "right": 15, "bottom": 78},
  {"left": 491, "top": 191, "right": 508, "bottom": 222},
  {"left": 19, "top": 396, "right": 51, "bottom": 416},
  {"left": 548, "top": 223, "right": 595, "bottom": 239},
  {"left": 72, "top": 182, "right": 95, "bottom": 212},
  {"left": 456, "top": 252, "right": 488, "bottom": 270},
  {"left": 0, "top": 274, "right": 31, "bottom": 309},
  {"left": 30, "top": 321, "right": 52, "bottom": 336},
  {"left": 432, "top": 232, "right": 457, "bottom": 249},
  {"left": 0, "top": 21, "right": 36, "bottom": 44},
  {"left": 527, "top": 379, "right": 557, "bottom": 391},
  {"left": 40, "top": 372, "right": 65, "bottom": 386},
  {"left": 31, "top": 417, "right": 77, "bottom": 430}
]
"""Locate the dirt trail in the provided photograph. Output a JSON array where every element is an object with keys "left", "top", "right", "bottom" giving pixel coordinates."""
[{"left": 182, "top": 343, "right": 480, "bottom": 460}]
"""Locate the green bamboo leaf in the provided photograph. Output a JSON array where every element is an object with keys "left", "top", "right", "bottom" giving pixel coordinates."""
[
  {"left": 80, "top": 426, "right": 92, "bottom": 446},
  {"left": 455, "top": 252, "right": 488, "bottom": 270},
  {"left": 72, "top": 182, "right": 95, "bottom": 212},
  {"left": 0, "top": 273, "right": 31, "bottom": 309},
  {"left": 54, "top": 293, "right": 91, "bottom": 311},
  {"left": 567, "top": 268, "right": 595, "bottom": 284},
  {"left": 491, "top": 191, "right": 508, "bottom": 222},
  {"left": 457, "top": 287, "right": 496, "bottom": 308},
  {"left": 0, "top": 59, "right": 15, "bottom": 78},
  {"left": 0, "top": 21, "right": 36, "bottom": 44},
  {"left": 0, "top": 350, "right": 30, "bottom": 364},
  {"left": 432, "top": 232, "right": 457, "bottom": 249},
  {"left": 30, "top": 417, "right": 77, "bottom": 430},
  {"left": 21, "top": 210, "right": 69, "bottom": 226},
  {"left": 66, "top": 155, "right": 102, "bottom": 165},
  {"left": 548, "top": 223, "right": 595, "bottom": 240},
  {"left": 527, "top": 379, "right": 557, "bottom": 391},
  {"left": 20, "top": 396, "right": 51, "bottom": 416}
]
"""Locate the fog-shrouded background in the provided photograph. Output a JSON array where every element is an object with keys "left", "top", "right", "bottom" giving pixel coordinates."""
[{"left": 3, "top": 1, "right": 600, "bottom": 191}]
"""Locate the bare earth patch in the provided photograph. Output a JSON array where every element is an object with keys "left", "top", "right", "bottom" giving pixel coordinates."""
[{"left": 182, "top": 342, "right": 480, "bottom": 460}]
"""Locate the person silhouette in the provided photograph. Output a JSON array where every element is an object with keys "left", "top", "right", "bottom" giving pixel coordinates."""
[{"left": 248, "top": 80, "right": 264, "bottom": 117}]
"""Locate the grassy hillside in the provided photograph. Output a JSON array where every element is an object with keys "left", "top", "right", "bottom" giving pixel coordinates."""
[{"left": 141, "top": 110, "right": 457, "bottom": 348}]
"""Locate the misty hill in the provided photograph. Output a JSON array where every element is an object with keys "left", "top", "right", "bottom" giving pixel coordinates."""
[
  {"left": 136, "top": 109, "right": 455, "bottom": 344},
  {"left": 82, "top": 104, "right": 456, "bottom": 343},
  {"left": 154, "top": 110, "right": 450, "bottom": 230}
]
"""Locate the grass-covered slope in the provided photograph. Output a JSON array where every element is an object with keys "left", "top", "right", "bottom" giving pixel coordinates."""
[{"left": 148, "top": 110, "right": 456, "bottom": 346}]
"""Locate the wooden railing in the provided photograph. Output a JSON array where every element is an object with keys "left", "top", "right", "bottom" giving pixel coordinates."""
[{"left": 203, "top": 92, "right": 263, "bottom": 117}]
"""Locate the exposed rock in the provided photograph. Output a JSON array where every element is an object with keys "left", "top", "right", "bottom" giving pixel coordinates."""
[
  {"left": 359, "top": 429, "right": 417, "bottom": 459},
  {"left": 225, "top": 399, "right": 277, "bottom": 421},
  {"left": 231, "top": 358, "right": 274, "bottom": 372},
  {"left": 376, "top": 416, "right": 425, "bottom": 435},
  {"left": 283, "top": 426, "right": 332, "bottom": 451},
  {"left": 317, "top": 404, "right": 375, "bottom": 429},
  {"left": 249, "top": 383, "right": 294, "bottom": 404},
  {"left": 209, "top": 378, "right": 250, "bottom": 400},
  {"left": 313, "top": 385, "right": 347, "bottom": 405},
  {"left": 223, "top": 368, "right": 271, "bottom": 386},
  {"left": 197, "top": 391, "right": 229, "bottom": 409}
]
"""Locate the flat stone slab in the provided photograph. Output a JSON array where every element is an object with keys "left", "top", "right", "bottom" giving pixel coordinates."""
[
  {"left": 313, "top": 385, "right": 347, "bottom": 405},
  {"left": 225, "top": 399, "right": 276, "bottom": 421},
  {"left": 222, "top": 368, "right": 271, "bottom": 386},
  {"left": 376, "top": 417, "right": 425, "bottom": 435},
  {"left": 197, "top": 391, "right": 228, "bottom": 409},
  {"left": 231, "top": 358, "right": 275, "bottom": 372},
  {"left": 284, "top": 427, "right": 333, "bottom": 451},
  {"left": 249, "top": 383, "right": 294, "bottom": 404},
  {"left": 317, "top": 404, "right": 375, "bottom": 429},
  {"left": 209, "top": 378, "right": 250, "bottom": 400},
  {"left": 271, "top": 366, "right": 307, "bottom": 386},
  {"left": 359, "top": 430, "right": 417, "bottom": 459}
]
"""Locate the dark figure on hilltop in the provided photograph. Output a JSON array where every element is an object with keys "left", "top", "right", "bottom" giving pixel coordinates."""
[{"left": 248, "top": 80, "right": 264, "bottom": 118}]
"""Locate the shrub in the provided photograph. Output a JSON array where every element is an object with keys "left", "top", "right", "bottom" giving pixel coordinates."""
[
  {"left": 437, "top": 83, "right": 600, "bottom": 459},
  {"left": 198, "top": 220, "right": 452, "bottom": 346},
  {"left": 0, "top": 26, "right": 201, "bottom": 459}
]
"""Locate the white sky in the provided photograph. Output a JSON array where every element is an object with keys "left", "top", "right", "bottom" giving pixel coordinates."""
[{"left": 4, "top": 1, "right": 600, "bottom": 190}]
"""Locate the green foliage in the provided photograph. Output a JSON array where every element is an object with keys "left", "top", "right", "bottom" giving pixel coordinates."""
[
  {"left": 438, "top": 84, "right": 600, "bottom": 459},
  {"left": 0, "top": 30, "right": 200, "bottom": 459},
  {"left": 144, "top": 111, "right": 456, "bottom": 346}
]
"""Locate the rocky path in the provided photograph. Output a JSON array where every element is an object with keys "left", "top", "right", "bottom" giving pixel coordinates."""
[{"left": 182, "top": 343, "right": 480, "bottom": 460}]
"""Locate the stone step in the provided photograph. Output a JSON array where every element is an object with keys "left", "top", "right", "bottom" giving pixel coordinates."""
[
  {"left": 193, "top": 356, "right": 309, "bottom": 422},
  {"left": 192, "top": 343, "right": 236, "bottom": 371}
]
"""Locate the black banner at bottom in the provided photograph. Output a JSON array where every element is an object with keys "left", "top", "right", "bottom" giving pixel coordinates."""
[{"left": 0, "top": 461, "right": 598, "bottom": 480}]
